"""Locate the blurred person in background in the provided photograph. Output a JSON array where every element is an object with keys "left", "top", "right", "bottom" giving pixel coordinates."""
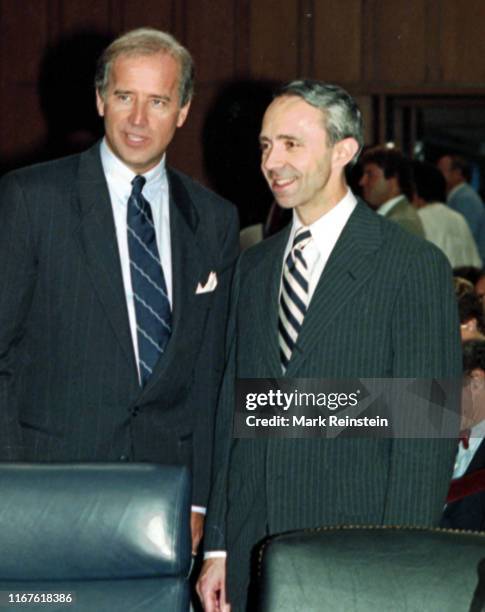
[
  {"left": 412, "top": 160, "right": 481, "bottom": 268},
  {"left": 360, "top": 145, "right": 424, "bottom": 237},
  {"left": 437, "top": 154, "right": 485, "bottom": 262},
  {"left": 454, "top": 266, "right": 485, "bottom": 312},
  {"left": 441, "top": 339, "right": 485, "bottom": 531},
  {"left": 454, "top": 277, "right": 485, "bottom": 342}
]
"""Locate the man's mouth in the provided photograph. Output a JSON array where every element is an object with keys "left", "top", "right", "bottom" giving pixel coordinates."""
[
  {"left": 271, "top": 177, "right": 296, "bottom": 191},
  {"left": 125, "top": 133, "right": 149, "bottom": 145}
]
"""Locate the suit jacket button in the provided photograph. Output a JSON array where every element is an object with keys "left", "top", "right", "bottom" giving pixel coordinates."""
[{"left": 119, "top": 455, "right": 128, "bottom": 461}]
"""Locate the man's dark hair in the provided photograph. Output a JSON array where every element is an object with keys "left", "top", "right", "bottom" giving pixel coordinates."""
[
  {"left": 360, "top": 146, "right": 414, "bottom": 200},
  {"left": 456, "top": 287, "right": 485, "bottom": 333},
  {"left": 463, "top": 340, "right": 485, "bottom": 373},
  {"left": 412, "top": 160, "right": 447, "bottom": 203},
  {"left": 453, "top": 266, "right": 485, "bottom": 286}
]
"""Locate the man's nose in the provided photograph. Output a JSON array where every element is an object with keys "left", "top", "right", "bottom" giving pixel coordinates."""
[
  {"left": 262, "top": 146, "right": 284, "bottom": 172},
  {"left": 129, "top": 100, "right": 148, "bottom": 126}
]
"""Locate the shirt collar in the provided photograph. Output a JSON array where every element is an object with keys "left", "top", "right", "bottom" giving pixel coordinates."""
[
  {"left": 100, "top": 138, "right": 166, "bottom": 193},
  {"left": 290, "top": 189, "right": 357, "bottom": 258},
  {"left": 377, "top": 194, "right": 405, "bottom": 217},
  {"left": 472, "top": 420, "right": 485, "bottom": 438}
]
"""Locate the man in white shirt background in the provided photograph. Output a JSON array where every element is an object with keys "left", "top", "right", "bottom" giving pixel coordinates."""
[{"left": 411, "top": 160, "right": 482, "bottom": 269}]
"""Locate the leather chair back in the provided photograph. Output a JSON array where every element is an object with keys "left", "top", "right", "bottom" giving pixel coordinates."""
[
  {"left": 257, "top": 525, "right": 485, "bottom": 611},
  {"left": 0, "top": 463, "right": 191, "bottom": 611}
]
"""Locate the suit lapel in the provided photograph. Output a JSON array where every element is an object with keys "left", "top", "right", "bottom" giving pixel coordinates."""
[
  {"left": 74, "top": 144, "right": 137, "bottom": 372},
  {"left": 253, "top": 228, "right": 290, "bottom": 376},
  {"left": 286, "top": 200, "right": 382, "bottom": 376}
]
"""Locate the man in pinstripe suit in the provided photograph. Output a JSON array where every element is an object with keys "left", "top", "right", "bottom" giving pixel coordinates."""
[
  {"left": 198, "top": 81, "right": 461, "bottom": 611},
  {"left": 0, "top": 29, "right": 238, "bottom": 555}
]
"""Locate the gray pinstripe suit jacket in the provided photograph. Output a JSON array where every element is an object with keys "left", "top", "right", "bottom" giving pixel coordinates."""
[
  {"left": 205, "top": 199, "right": 462, "bottom": 608},
  {"left": 0, "top": 143, "right": 239, "bottom": 507}
]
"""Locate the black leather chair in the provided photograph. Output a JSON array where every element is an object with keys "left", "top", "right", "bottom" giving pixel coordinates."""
[
  {"left": 0, "top": 463, "right": 191, "bottom": 611},
  {"left": 257, "top": 525, "right": 485, "bottom": 612}
]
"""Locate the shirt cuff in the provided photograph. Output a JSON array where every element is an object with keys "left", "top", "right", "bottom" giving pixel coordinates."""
[
  {"left": 204, "top": 551, "right": 227, "bottom": 559},
  {"left": 191, "top": 505, "right": 206, "bottom": 515}
]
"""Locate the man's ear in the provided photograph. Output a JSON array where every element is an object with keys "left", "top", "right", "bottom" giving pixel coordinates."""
[
  {"left": 176, "top": 100, "right": 191, "bottom": 128},
  {"left": 95, "top": 90, "right": 105, "bottom": 117},
  {"left": 332, "top": 137, "right": 359, "bottom": 169}
]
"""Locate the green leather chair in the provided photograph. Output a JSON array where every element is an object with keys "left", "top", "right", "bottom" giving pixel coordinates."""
[
  {"left": 0, "top": 463, "right": 191, "bottom": 611},
  {"left": 257, "top": 525, "right": 485, "bottom": 612}
]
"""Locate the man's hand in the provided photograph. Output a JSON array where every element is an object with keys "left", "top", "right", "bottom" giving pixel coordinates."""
[
  {"left": 191, "top": 511, "right": 205, "bottom": 555},
  {"left": 197, "top": 557, "right": 231, "bottom": 612}
]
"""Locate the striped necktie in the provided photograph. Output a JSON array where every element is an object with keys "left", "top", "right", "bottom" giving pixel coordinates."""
[
  {"left": 279, "top": 227, "right": 312, "bottom": 372},
  {"left": 127, "top": 175, "right": 171, "bottom": 386}
]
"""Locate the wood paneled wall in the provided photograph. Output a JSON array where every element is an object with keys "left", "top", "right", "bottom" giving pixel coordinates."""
[{"left": 1, "top": 0, "right": 485, "bottom": 185}]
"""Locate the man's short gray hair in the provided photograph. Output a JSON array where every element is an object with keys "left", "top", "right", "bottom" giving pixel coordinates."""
[
  {"left": 276, "top": 80, "right": 363, "bottom": 164},
  {"left": 95, "top": 27, "right": 194, "bottom": 107}
]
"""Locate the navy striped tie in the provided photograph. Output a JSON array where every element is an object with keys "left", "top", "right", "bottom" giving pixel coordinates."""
[
  {"left": 279, "top": 227, "right": 312, "bottom": 372},
  {"left": 127, "top": 175, "right": 171, "bottom": 385}
]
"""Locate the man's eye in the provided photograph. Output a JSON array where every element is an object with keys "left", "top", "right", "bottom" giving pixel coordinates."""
[
  {"left": 285, "top": 141, "right": 297, "bottom": 150},
  {"left": 152, "top": 99, "right": 167, "bottom": 108},
  {"left": 117, "top": 94, "right": 131, "bottom": 103}
]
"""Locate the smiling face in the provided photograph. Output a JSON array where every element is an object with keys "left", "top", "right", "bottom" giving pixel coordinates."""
[
  {"left": 96, "top": 51, "right": 190, "bottom": 174},
  {"left": 259, "top": 95, "right": 355, "bottom": 225}
]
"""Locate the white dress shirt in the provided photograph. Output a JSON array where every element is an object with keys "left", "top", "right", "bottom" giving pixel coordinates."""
[
  {"left": 100, "top": 141, "right": 205, "bottom": 516},
  {"left": 453, "top": 421, "right": 485, "bottom": 479},
  {"left": 100, "top": 139, "right": 172, "bottom": 370},
  {"left": 417, "top": 202, "right": 482, "bottom": 268}
]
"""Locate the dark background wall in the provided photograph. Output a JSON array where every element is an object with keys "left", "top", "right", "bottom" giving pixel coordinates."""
[{"left": 1, "top": 0, "right": 485, "bottom": 215}]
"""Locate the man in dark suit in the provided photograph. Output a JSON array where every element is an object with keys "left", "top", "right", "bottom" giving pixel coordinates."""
[
  {"left": 0, "top": 28, "right": 238, "bottom": 553},
  {"left": 197, "top": 81, "right": 461, "bottom": 611},
  {"left": 359, "top": 145, "right": 424, "bottom": 237}
]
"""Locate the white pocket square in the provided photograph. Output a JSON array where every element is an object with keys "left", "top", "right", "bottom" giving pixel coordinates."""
[{"left": 196, "top": 271, "right": 218, "bottom": 294}]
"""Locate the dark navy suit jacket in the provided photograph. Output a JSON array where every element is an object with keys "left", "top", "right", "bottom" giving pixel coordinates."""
[
  {"left": 205, "top": 200, "right": 462, "bottom": 608},
  {"left": 0, "top": 143, "right": 239, "bottom": 507}
]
